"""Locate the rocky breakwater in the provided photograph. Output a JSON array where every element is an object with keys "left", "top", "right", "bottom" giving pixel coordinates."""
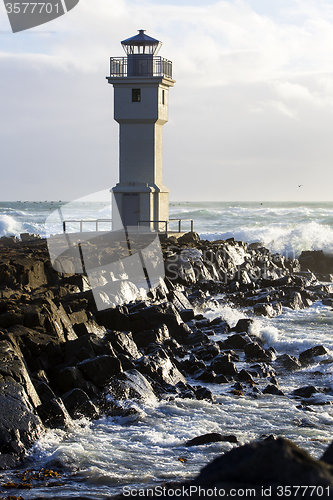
[{"left": 0, "top": 232, "right": 332, "bottom": 491}]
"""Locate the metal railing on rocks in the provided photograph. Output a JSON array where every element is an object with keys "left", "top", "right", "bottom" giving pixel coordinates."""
[
  {"left": 137, "top": 219, "right": 194, "bottom": 234},
  {"left": 61, "top": 218, "right": 194, "bottom": 234},
  {"left": 62, "top": 219, "right": 112, "bottom": 233}
]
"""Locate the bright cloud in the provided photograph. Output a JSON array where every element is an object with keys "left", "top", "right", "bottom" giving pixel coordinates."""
[{"left": 1, "top": 0, "right": 333, "bottom": 201}]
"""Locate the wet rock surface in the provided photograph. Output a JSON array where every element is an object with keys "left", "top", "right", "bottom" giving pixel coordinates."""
[
  {"left": 0, "top": 234, "right": 333, "bottom": 493},
  {"left": 183, "top": 437, "right": 333, "bottom": 498}
]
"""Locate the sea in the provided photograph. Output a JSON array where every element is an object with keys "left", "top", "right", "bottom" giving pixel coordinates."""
[{"left": 0, "top": 199, "right": 333, "bottom": 499}]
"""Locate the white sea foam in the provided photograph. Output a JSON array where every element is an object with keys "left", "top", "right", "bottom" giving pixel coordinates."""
[
  {"left": 200, "top": 221, "right": 333, "bottom": 257},
  {"left": 0, "top": 214, "right": 22, "bottom": 236}
]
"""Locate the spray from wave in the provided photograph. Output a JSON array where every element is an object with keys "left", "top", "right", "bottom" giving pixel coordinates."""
[
  {"left": 200, "top": 221, "right": 333, "bottom": 258},
  {"left": 0, "top": 214, "right": 22, "bottom": 237}
]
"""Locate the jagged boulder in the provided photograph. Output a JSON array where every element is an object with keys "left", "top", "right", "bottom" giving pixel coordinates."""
[
  {"left": 0, "top": 379, "right": 43, "bottom": 458},
  {"left": 190, "top": 437, "right": 333, "bottom": 493},
  {"left": 299, "top": 250, "right": 333, "bottom": 275},
  {"left": 185, "top": 433, "right": 238, "bottom": 447},
  {"left": 299, "top": 345, "right": 329, "bottom": 366},
  {"left": 135, "top": 348, "right": 186, "bottom": 387},
  {"left": 133, "top": 324, "right": 170, "bottom": 349},
  {"left": 107, "top": 330, "right": 141, "bottom": 358},
  {"left": 37, "top": 397, "right": 71, "bottom": 428},
  {"left": 108, "top": 369, "right": 157, "bottom": 402},
  {"left": 62, "top": 388, "right": 99, "bottom": 420},
  {"left": 54, "top": 366, "right": 100, "bottom": 399},
  {"left": 77, "top": 355, "right": 122, "bottom": 389},
  {"left": 211, "top": 354, "right": 238, "bottom": 376},
  {"left": 321, "top": 442, "right": 333, "bottom": 466}
]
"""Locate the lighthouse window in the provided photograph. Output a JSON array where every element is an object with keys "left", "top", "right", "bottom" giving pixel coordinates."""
[
  {"left": 132, "top": 89, "right": 141, "bottom": 102},
  {"left": 161, "top": 89, "right": 165, "bottom": 105}
]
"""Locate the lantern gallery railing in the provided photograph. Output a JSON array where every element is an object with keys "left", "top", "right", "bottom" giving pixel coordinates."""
[{"left": 109, "top": 56, "right": 172, "bottom": 79}]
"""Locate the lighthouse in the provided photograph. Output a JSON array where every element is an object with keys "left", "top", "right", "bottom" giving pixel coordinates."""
[{"left": 107, "top": 30, "right": 175, "bottom": 231}]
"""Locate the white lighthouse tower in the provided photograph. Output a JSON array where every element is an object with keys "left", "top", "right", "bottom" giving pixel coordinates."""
[{"left": 107, "top": 30, "right": 175, "bottom": 231}]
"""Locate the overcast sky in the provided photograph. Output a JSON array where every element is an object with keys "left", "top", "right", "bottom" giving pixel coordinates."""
[{"left": 1, "top": 0, "right": 333, "bottom": 201}]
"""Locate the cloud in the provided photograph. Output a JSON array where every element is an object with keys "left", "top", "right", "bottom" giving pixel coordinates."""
[
  {"left": 260, "top": 99, "right": 298, "bottom": 119},
  {"left": 2, "top": 0, "right": 333, "bottom": 201}
]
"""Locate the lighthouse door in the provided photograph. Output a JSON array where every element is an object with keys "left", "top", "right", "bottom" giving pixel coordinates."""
[{"left": 122, "top": 193, "right": 139, "bottom": 227}]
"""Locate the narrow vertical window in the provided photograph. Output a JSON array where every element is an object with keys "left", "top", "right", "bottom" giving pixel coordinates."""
[
  {"left": 132, "top": 89, "right": 141, "bottom": 102},
  {"left": 161, "top": 89, "right": 165, "bottom": 105}
]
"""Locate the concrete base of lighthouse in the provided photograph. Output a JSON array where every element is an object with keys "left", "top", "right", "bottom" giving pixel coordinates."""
[{"left": 111, "top": 182, "right": 169, "bottom": 232}]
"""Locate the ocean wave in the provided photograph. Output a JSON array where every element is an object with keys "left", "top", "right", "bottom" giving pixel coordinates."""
[
  {"left": 200, "top": 221, "right": 333, "bottom": 257},
  {"left": 0, "top": 214, "right": 22, "bottom": 237}
]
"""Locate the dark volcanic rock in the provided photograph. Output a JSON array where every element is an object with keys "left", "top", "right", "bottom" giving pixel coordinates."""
[
  {"left": 133, "top": 324, "right": 170, "bottom": 349},
  {"left": 164, "top": 251, "right": 199, "bottom": 286},
  {"left": 211, "top": 354, "right": 238, "bottom": 376},
  {"left": 262, "top": 384, "right": 284, "bottom": 396},
  {"left": 293, "top": 386, "right": 318, "bottom": 398},
  {"left": 276, "top": 353, "right": 302, "bottom": 371},
  {"left": 34, "top": 380, "right": 57, "bottom": 403},
  {"left": 107, "top": 330, "right": 141, "bottom": 358},
  {"left": 37, "top": 397, "right": 71, "bottom": 428},
  {"left": 231, "top": 318, "right": 253, "bottom": 333},
  {"left": 78, "top": 355, "right": 122, "bottom": 389},
  {"left": 177, "top": 232, "right": 201, "bottom": 244},
  {"left": 194, "top": 386, "right": 215, "bottom": 402},
  {"left": 54, "top": 366, "right": 100, "bottom": 399},
  {"left": 244, "top": 342, "right": 276, "bottom": 361},
  {"left": 224, "top": 333, "right": 251, "bottom": 349},
  {"left": 185, "top": 432, "right": 238, "bottom": 447},
  {"left": 184, "top": 329, "right": 210, "bottom": 347},
  {"left": 42, "top": 299, "right": 78, "bottom": 342},
  {"left": 0, "top": 336, "right": 42, "bottom": 408},
  {"left": 0, "top": 311, "right": 24, "bottom": 328},
  {"left": 191, "top": 437, "right": 333, "bottom": 492},
  {"left": 73, "top": 318, "right": 107, "bottom": 338},
  {"left": 283, "top": 291, "right": 305, "bottom": 310},
  {"left": 299, "top": 345, "right": 329, "bottom": 366},
  {"left": 253, "top": 303, "right": 277, "bottom": 317},
  {"left": 191, "top": 342, "right": 220, "bottom": 361},
  {"left": 321, "top": 441, "right": 333, "bottom": 466},
  {"left": 108, "top": 369, "right": 157, "bottom": 401},
  {"left": 299, "top": 250, "right": 333, "bottom": 275},
  {"left": 94, "top": 306, "right": 130, "bottom": 331},
  {"left": 1, "top": 236, "right": 332, "bottom": 472},
  {"left": 237, "top": 369, "right": 255, "bottom": 383},
  {"left": 62, "top": 388, "right": 99, "bottom": 420},
  {"left": 135, "top": 349, "right": 186, "bottom": 387},
  {"left": 0, "top": 379, "right": 43, "bottom": 456}
]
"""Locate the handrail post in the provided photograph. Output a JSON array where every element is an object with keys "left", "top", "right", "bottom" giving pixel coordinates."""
[
  {"left": 191, "top": 219, "right": 193, "bottom": 232},
  {"left": 63, "top": 221, "right": 66, "bottom": 233},
  {"left": 80, "top": 220, "right": 83, "bottom": 232},
  {"left": 178, "top": 220, "right": 181, "bottom": 232}
]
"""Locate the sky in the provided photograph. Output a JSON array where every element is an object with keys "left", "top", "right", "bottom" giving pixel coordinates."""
[{"left": 1, "top": 0, "right": 333, "bottom": 201}]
